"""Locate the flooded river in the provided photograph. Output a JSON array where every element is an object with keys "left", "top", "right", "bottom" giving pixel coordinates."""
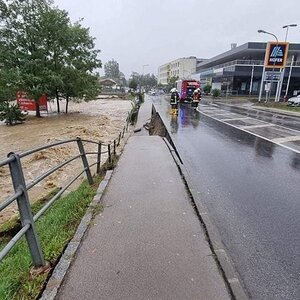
[{"left": 0, "top": 98, "right": 132, "bottom": 224}]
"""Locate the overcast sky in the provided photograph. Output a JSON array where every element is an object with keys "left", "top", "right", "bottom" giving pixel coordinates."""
[{"left": 54, "top": 0, "right": 299, "bottom": 78}]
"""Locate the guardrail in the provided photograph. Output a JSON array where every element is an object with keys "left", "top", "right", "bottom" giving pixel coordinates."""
[{"left": 0, "top": 108, "right": 135, "bottom": 267}]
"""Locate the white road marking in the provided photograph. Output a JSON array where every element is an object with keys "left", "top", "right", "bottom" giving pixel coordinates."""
[
  {"left": 196, "top": 107, "right": 300, "bottom": 154},
  {"left": 221, "top": 117, "right": 251, "bottom": 122},
  {"left": 240, "top": 124, "right": 276, "bottom": 129},
  {"left": 272, "top": 135, "right": 300, "bottom": 144}
]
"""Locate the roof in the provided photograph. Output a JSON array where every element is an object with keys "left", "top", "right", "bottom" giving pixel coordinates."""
[
  {"left": 197, "top": 42, "right": 300, "bottom": 70},
  {"left": 99, "top": 78, "right": 117, "bottom": 86}
]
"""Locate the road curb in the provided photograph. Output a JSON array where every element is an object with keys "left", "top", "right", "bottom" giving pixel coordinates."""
[
  {"left": 252, "top": 105, "right": 300, "bottom": 118},
  {"left": 162, "top": 136, "right": 249, "bottom": 300},
  {"left": 40, "top": 170, "right": 113, "bottom": 300}
]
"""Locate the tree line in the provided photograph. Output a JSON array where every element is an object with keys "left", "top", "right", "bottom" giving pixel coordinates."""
[
  {"left": 0, "top": 0, "right": 101, "bottom": 122},
  {"left": 104, "top": 60, "right": 157, "bottom": 91}
]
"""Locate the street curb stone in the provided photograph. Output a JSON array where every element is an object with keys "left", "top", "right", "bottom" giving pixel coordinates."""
[
  {"left": 40, "top": 170, "right": 113, "bottom": 300},
  {"left": 162, "top": 133, "right": 249, "bottom": 300}
]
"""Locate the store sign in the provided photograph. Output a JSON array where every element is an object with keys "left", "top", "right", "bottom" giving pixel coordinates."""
[
  {"left": 264, "top": 71, "right": 282, "bottom": 81},
  {"left": 264, "top": 42, "right": 289, "bottom": 68},
  {"left": 16, "top": 92, "right": 48, "bottom": 111}
]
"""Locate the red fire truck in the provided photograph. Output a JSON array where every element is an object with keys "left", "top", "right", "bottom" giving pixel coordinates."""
[{"left": 176, "top": 80, "right": 200, "bottom": 102}]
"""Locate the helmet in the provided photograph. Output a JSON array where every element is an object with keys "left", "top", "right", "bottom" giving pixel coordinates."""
[{"left": 170, "top": 88, "right": 177, "bottom": 93}]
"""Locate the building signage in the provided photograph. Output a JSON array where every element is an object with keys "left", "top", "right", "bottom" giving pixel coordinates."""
[
  {"left": 264, "top": 42, "right": 289, "bottom": 68},
  {"left": 264, "top": 71, "right": 282, "bottom": 82},
  {"left": 16, "top": 92, "right": 48, "bottom": 111}
]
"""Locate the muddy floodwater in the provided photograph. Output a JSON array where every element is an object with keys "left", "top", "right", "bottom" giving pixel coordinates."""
[{"left": 0, "top": 98, "right": 132, "bottom": 225}]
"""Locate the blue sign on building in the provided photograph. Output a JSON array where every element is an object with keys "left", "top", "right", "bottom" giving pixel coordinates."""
[{"left": 265, "top": 42, "right": 289, "bottom": 68}]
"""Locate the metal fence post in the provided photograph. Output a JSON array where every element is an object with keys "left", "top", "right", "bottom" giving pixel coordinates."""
[
  {"left": 113, "top": 140, "right": 116, "bottom": 156},
  {"left": 96, "top": 142, "right": 102, "bottom": 174},
  {"left": 118, "top": 133, "right": 121, "bottom": 146},
  {"left": 8, "top": 153, "right": 45, "bottom": 267},
  {"left": 108, "top": 144, "right": 112, "bottom": 164},
  {"left": 76, "top": 137, "right": 93, "bottom": 185},
  {"left": 126, "top": 113, "right": 130, "bottom": 131}
]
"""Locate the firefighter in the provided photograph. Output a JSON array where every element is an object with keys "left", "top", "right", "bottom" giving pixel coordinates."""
[
  {"left": 170, "top": 88, "right": 179, "bottom": 115},
  {"left": 192, "top": 87, "right": 201, "bottom": 110}
]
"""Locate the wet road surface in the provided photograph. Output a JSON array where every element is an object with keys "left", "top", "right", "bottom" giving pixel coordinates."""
[{"left": 151, "top": 95, "right": 300, "bottom": 300}]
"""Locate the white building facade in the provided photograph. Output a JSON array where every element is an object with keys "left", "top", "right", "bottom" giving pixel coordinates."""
[{"left": 158, "top": 57, "right": 198, "bottom": 85}]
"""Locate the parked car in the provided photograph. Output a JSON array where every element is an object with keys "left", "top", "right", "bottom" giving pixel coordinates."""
[{"left": 287, "top": 94, "right": 300, "bottom": 106}]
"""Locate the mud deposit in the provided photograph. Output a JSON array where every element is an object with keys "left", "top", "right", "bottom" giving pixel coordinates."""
[{"left": 0, "top": 99, "right": 132, "bottom": 224}]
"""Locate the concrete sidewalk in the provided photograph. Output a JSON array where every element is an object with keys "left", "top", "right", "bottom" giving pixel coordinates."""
[{"left": 56, "top": 101, "right": 231, "bottom": 300}]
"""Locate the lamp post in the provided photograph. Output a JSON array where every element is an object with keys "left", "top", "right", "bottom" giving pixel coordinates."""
[
  {"left": 282, "top": 24, "right": 297, "bottom": 100},
  {"left": 283, "top": 24, "right": 297, "bottom": 42},
  {"left": 258, "top": 29, "right": 279, "bottom": 102}
]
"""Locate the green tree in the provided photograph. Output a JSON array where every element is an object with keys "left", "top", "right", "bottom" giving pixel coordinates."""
[
  {"left": 0, "top": 0, "right": 101, "bottom": 117},
  {"left": 166, "top": 76, "right": 179, "bottom": 91},
  {"left": 104, "top": 59, "right": 120, "bottom": 80},
  {"left": 59, "top": 22, "right": 101, "bottom": 113},
  {"left": 0, "top": 69, "right": 20, "bottom": 103},
  {"left": 212, "top": 89, "right": 221, "bottom": 98},
  {"left": 60, "top": 68, "right": 100, "bottom": 114},
  {"left": 0, "top": 0, "right": 56, "bottom": 117},
  {"left": 0, "top": 102, "right": 27, "bottom": 125},
  {"left": 129, "top": 78, "right": 138, "bottom": 90},
  {"left": 129, "top": 72, "right": 157, "bottom": 90},
  {"left": 119, "top": 72, "right": 127, "bottom": 87}
]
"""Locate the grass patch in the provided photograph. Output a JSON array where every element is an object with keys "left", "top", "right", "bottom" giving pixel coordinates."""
[
  {"left": 125, "top": 94, "right": 136, "bottom": 101},
  {"left": 0, "top": 175, "right": 103, "bottom": 300},
  {"left": 0, "top": 188, "right": 60, "bottom": 237}
]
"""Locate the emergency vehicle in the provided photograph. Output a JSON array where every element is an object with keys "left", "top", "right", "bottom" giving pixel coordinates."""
[{"left": 176, "top": 80, "right": 200, "bottom": 102}]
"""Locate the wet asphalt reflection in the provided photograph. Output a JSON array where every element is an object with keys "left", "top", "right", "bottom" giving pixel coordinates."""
[{"left": 150, "top": 95, "right": 300, "bottom": 300}]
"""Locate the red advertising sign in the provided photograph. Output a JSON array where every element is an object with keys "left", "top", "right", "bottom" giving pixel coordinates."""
[{"left": 16, "top": 92, "right": 48, "bottom": 111}]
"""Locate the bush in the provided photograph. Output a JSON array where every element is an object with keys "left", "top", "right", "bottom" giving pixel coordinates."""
[
  {"left": 212, "top": 89, "right": 221, "bottom": 98},
  {"left": 0, "top": 102, "right": 27, "bottom": 125},
  {"left": 203, "top": 84, "right": 212, "bottom": 94}
]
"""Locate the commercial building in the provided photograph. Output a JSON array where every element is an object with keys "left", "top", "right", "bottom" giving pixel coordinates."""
[
  {"left": 194, "top": 42, "right": 300, "bottom": 97},
  {"left": 158, "top": 57, "right": 206, "bottom": 85}
]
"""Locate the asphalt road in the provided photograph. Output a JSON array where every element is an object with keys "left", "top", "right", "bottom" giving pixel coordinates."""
[{"left": 151, "top": 95, "right": 300, "bottom": 300}]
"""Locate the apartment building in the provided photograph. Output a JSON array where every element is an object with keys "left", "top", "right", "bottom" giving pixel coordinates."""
[{"left": 158, "top": 57, "right": 204, "bottom": 85}]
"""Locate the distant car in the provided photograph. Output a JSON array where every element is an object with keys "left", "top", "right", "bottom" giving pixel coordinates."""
[{"left": 287, "top": 95, "right": 300, "bottom": 106}]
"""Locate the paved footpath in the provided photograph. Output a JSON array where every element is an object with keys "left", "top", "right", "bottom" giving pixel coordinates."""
[{"left": 56, "top": 100, "right": 231, "bottom": 300}]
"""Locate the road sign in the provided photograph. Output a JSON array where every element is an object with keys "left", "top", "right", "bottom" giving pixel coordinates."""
[
  {"left": 264, "top": 71, "right": 282, "bottom": 82},
  {"left": 264, "top": 42, "right": 289, "bottom": 68},
  {"left": 265, "top": 83, "right": 271, "bottom": 92}
]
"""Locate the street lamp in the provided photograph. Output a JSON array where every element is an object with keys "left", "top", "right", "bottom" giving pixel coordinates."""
[
  {"left": 282, "top": 24, "right": 297, "bottom": 100},
  {"left": 258, "top": 29, "right": 279, "bottom": 102},
  {"left": 283, "top": 24, "right": 297, "bottom": 42},
  {"left": 258, "top": 29, "right": 278, "bottom": 43}
]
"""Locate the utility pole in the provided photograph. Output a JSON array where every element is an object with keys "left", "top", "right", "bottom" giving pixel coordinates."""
[
  {"left": 285, "top": 55, "right": 294, "bottom": 99},
  {"left": 249, "top": 64, "right": 254, "bottom": 95},
  {"left": 277, "top": 24, "right": 297, "bottom": 101},
  {"left": 258, "top": 29, "right": 279, "bottom": 102}
]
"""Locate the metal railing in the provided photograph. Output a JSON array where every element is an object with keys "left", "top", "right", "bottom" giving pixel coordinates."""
[{"left": 0, "top": 110, "right": 134, "bottom": 267}]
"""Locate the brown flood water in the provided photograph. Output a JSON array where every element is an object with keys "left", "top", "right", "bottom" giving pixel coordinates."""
[{"left": 0, "top": 99, "right": 132, "bottom": 225}]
